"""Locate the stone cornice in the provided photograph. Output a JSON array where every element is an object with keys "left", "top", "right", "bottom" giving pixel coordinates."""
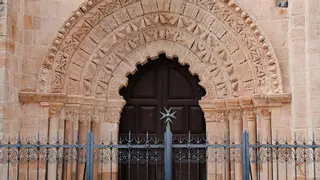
[
  {"left": 200, "top": 93, "right": 291, "bottom": 110},
  {"left": 20, "top": 92, "right": 291, "bottom": 110},
  {"left": 19, "top": 92, "right": 125, "bottom": 108}
]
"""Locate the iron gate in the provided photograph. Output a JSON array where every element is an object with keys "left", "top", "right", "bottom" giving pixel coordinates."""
[{"left": 1, "top": 109, "right": 320, "bottom": 180}]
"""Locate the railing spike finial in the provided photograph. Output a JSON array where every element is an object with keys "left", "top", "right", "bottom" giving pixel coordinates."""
[
  {"left": 18, "top": 130, "right": 21, "bottom": 143},
  {"left": 313, "top": 131, "right": 315, "bottom": 143},
  {"left": 56, "top": 130, "right": 59, "bottom": 143},
  {"left": 37, "top": 131, "right": 40, "bottom": 142}
]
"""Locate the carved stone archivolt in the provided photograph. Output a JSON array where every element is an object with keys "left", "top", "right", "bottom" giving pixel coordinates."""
[{"left": 37, "top": 0, "right": 284, "bottom": 102}]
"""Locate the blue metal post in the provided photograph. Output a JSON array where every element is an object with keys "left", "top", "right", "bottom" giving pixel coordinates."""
[
  {"left": 160, "top": 108, "right": 176, "bottom": 180},
  {"left": 165, "top": 122, "right": 173, "bottom": 180},
  {"left": 242, "top": 131, "right": 250, "bottom": 180},
  {"left": 86, "top": 132, "right": 94, "bottom": 180}
]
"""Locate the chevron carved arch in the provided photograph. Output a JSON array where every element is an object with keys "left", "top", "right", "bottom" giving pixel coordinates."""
[{"left": 37, "top": 0, "right": 283, "bottom": 102}]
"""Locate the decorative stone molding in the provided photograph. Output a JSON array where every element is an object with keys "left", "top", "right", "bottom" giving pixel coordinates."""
[{"left": 37, "top": 0, "right": 284, "bottom": 101}]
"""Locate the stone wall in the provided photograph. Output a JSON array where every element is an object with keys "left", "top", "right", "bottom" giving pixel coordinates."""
[
  {"left": 0, "top": 0, "right": 311, "bottom": 179},
  {"left": 0, "top": 0, "right": 292, "bottom": 138}
]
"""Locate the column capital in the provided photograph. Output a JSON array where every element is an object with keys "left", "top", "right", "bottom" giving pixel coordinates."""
[
  {"left": 228, "top": 109, "right": 242, "bottom": 121},
  {"left": 79, "top": 105, "right": 94, "bottom": 124},
  {"left": 105, "top": 108, "right": 121, "bottom": 123},
  {"left": 242, "top": 108, "right": 256, "bottom": 121},
  {"left": 257, "top": 108, "right": 271, "bottom": 120},
  {"left": 65, "top": 104, "right": 80, "bottom": 121},
  {"left": 49, "top": 103, "right": 64, "bottom": 118},
  {"left": 92, "top": 106, "right": 105, "bottom": 123}
]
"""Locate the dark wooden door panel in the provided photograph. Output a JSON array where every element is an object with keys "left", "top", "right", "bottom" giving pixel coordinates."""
[
  {"left": 119, "top": 55, "right": 206, "bottom": 180},
  {"left": 138, "top": 106, "right": 157, "bottom": 133},
  {"left": 170, "top": 106, "right": 186, "bottom": 134},
  {"left": 131, "top": 68, "right": 158, "bottom": 99}
]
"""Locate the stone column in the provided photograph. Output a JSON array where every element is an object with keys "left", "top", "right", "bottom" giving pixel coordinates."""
[
  {"left": 78, "top": 105, "right": 93, "bottom": 180},
  {"left": 64, "top": 105, "right": 80, "bottom": 180},
  {"left": 228, "top": 109, "right": 243, "bottom": 180},
  {"left": 100, "top": 107, "right": 121, "bottom": 179},
  {"left": 48, "top": 103, "right": 63, "bottom": 180},
  {"left": 205, "top": 109, "right": 229, "bottom": 180},
  {"left": 243, "top": 107, "right": 257, "bottom": 180},
  {"left": 92, "top": 106, "right": 104, "bottom": 179},
  {"left": 256, "top": 108, "right": 272, "bottom": 180}
]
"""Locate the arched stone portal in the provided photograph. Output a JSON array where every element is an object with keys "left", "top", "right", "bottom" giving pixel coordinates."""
[
  {"left": 17, "top": 0, "right": 292, "bottom": 178},
  {"left": 17, "top": 0, "right": 293, "bottom": 147},
  {"left": 18, "top": 0, "right": 292, "bottom": 156}
]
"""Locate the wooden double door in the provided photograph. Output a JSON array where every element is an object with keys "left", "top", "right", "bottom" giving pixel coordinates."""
[{"left": 119, "top": 55, "right": 206, "bottom": 180}]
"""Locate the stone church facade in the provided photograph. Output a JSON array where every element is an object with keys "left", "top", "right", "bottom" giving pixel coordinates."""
[{"left": 0, "top": 0, "right": 318, "bottom": 179}]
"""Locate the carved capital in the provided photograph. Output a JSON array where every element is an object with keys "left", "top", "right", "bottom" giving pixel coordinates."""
[
  {"left": 257, "top": 108, "right": 271, "bottom": 121},
  {"left": 65, "top": 105, "right": 80, "bottom": 120},
  {"left": 215, "top": 110, "right": 227, "bottom": 122},
  {"left": 242, "top": 108, "right": 255, "bottom": 121},
  {"left": 79, "top": 106, "right": 94, "bottom": 123},
  {"left": 204, "top": 111, "right": 215, "bottom": 122},
  {"left": 228, "top": 109, "right": 242, "bottom": 121},
  {"left": 93, "top": 107, "right": 105, "bottom": 123},
  {"left": 105, "top": 108, "right": 121, "bottom": 123},
  {"left": 49, "top": 104, "right": 63, "bottom": 118}
]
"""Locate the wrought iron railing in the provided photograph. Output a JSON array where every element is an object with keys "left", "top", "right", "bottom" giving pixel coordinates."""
[
  {"left": 0, "top": 131, "right": 320, "bottom": 180},
  {"left": 0, "top": 108, "right": 320, "bottom": 180}
]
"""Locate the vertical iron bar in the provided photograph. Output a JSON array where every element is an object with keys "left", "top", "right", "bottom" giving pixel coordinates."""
[
  {"left": 128, "top": 132, "right": 131, "bottom": 180},
  {"left": 146, "top": 132, "right": 149, "bottom": 180},
  {"left": 75, "top": 135, "right": 79, "bottom": 180},
  {"left": 286, "top": 157, "right": 288, "bottom": 180},
  {"left": 313, "top": 132, "right": 316, "bottom": 180},
  {"left": 276, "top": 132, "right": 279, "bottom": 180},
  {"left": 304, "top": 148, "right": 307, "bottom": 180},
  {"left": 86, "top": 132, "right": 94, "bottom": 180},
  {"left": 7, "top": 139, "right": 10, "bottom": 180},
  {"left": 161, "top": 108, "right": 175, "bottom": 180},
  {"left": 197, "top": 148, "right": 199, "bottom": 180},
  {"left": 188, "top": 132, "right": 191, "bottom": 180},
  {"left": 242, "top": 131, "right": 250, "bottom": 180},
  {"left": 257, "top": 135, "right": 260, "bottom": 180},
  {"left": 110, "top": 132, "right": 113, "bottom": 180},
  {"left": 205, "top": 132, "right": 208, "bottom": 180},
  {"left": 294, "top": 132, "right": 297, "bottom": 180},
  {"left": 179, "top": 150, "right": 182, "bottom": 180},
  {"left": 37, "top": 132, "right": 40, "bottom": 180},
  {"left": 45, "top": 136, "right": 49, "bottom": 180},
  {"left": 233, "top": 147, "right": 236, "bottom": 180},
  {"left": 223, "top": 133, "right": 227, "bottom": 180},
  {"left": 16, "top": 132, "right": 21, "bottom": 180},
  {"left": 233, "top": 159, "right": 236, "bottom": 180},
  {"left": 137, "top": 154, "right": 140, "bottom": 180},
  {"left": 165, "top": 122, "right": 173, "bottom": 180},
  {"left": 56, "top": 132, "right": 59, "bottom": 180},
  {"left": 267, "top": 146, "right": 270, "bottom": 180},
  {"left": 100, "top": 143, "right": 103, "bottom": 180},
  {"left": 61, "top": 139, "right": 66, "bottom": 180},
  {"left": 27, "top": 138, "right": 30, "bottom": 180}
]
